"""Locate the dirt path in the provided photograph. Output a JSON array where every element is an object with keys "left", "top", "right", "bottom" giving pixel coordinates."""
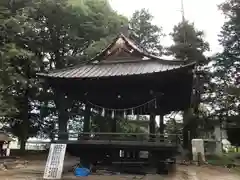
[
  {"left": 0, "top": 160, "right": 240, "bottom": 180},
  {"left": 191, "top": 166, "right": 240, "bottom": 180}
]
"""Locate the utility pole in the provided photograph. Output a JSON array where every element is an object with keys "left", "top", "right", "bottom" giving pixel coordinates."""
[
  {"left": 181, "top": 0, "right": 185, "bottom": 23},
  {"left": 181, "top": 0, "right": 187, "bottom": 46}
]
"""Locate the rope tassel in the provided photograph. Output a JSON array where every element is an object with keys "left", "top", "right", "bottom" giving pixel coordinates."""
[
  {"left": 124, "top": 110, "right": 126, "bottom": 119},
  {"left": 101, "top": 108, "right": 105, "bottom": 116},
  {"left": 111, "top": 110, "right": 115, "bottom": 119}
]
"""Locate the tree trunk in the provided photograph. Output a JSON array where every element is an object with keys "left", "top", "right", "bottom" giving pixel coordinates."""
[
  {"left": 183, "top": 110, "right": 197, "bottom": 142},
  {"left": 183, "top": 109, "right": 198, "bottom": 160},
  {"left": 19, "top": 87, "right": 29, "bottom": 154},
  {"left": 183, "top": 110, "right": 190, "bottom": 150},
  {"left": 18, "top": 59, "right": 31, "bottom": 154},
  {"left": 19, "top": 137, "right": 27, "bottom": 153}
]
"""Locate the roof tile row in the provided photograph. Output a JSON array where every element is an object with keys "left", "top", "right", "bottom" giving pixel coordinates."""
[{"left": 38, "top": 60, "right": 194, "bottom": 79}]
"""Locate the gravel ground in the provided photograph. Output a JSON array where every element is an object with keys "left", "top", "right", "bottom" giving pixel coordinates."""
[{"left": 0, "top": 158, "right": 240, "bottom": 180}]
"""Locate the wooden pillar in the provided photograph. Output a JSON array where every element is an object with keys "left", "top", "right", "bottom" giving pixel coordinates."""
[
  {"left": 111, "top": 117, "right": 117, "bottom": 142},
  {"left": 81, "top": 102, "right": 91, "bottom": 168},
  {"left": 124, "top": 150, "right": 128, "bottom": 159},
  {"left": 83, "top": 102, "right": 91, "bottom": 133},
  {"left": 149, "top": 113, "right": 156, "bottom": 140},
  {"left": 149, "top": 92, "right": 157, "bottom": 141},
  {"left": 112, "top": 116, "right": 117, "bottom": 133},
  {"left": 135, "top": 151, "right": 140, "bottom": 160},
  {"left": 111, "top": 112, "right": 118, "bottom": 160},
  {"left": 159, "top": 114, "right": 164, "bottom": 141},
  {"left": 56, "top": 91, "right": 69, "bottom": 140}
]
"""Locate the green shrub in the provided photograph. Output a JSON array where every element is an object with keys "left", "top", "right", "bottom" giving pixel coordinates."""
[{"left": 206, "top": 154, "right": 234, "bottom": 166}]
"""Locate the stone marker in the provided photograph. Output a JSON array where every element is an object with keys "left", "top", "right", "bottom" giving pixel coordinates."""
[{"left": 192, "top": 139, "right": 205, "bottom": 163}]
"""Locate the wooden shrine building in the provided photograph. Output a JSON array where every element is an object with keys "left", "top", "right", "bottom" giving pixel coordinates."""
[{"left": 38, "top": 33, "right": 195, "bottom": 173}]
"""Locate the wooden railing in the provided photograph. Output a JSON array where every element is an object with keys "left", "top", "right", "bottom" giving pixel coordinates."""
[{"left": 55, "top": 132, "right": 182, "bottom": 145}]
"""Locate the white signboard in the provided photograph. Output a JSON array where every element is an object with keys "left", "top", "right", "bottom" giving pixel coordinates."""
[
  {"left": 43, "top": 144, "right": 67, "bottom": 179},
  {"left": 192, "top": 139, "right": 205, "bottom": 162}
]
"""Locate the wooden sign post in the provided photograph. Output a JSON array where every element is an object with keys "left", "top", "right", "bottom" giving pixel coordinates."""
[{"left": 43, "top": 144, "right": 67, "bottom": 179}]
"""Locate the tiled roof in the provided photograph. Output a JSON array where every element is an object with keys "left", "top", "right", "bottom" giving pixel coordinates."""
[
  {"left": 38, "top": 59, "right": 195, "bottom": 79},
  {"left": 37, "top": 33, "right": 196, "bottom": 79}
]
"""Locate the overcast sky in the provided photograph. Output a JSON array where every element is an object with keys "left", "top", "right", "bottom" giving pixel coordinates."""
[{"left": 109, "top": 0, "right": 226, "bottom": 56}]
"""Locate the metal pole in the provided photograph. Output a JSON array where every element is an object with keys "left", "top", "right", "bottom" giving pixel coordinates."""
[
  {"left": 181, "top": 0, "right": 185, "bottom": 23},
  {"left": 181, "top": 0, "right": 187, "bottom": 61}
]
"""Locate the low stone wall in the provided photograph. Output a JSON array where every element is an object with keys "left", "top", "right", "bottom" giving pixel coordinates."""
[
  {"left": 10, "top": 149, "right": 48, "bottom": 160},
  {"left": 0, "top": 158, "right": 28, "bottom": 171}
]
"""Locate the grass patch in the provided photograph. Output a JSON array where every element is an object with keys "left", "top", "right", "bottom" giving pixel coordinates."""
[{"left": 206, "top": 154, "right": 235, "bottom": 166}]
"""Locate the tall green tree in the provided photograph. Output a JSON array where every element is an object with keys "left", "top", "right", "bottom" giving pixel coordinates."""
[
  {"left": 206, "top": 0, "right": 240, "bottom": 141},
  {"left": 129, "top": 9, "right": 164, "bottom": 55},
  {"left": 27, "top": 0, "right": 127, "bottom": 138},
  {"left": 168, "top": 21, "right": 210, "bottom": 111},
  {"left": 168, "top": 21, "right": 210, "bottom": 150},
  {"left": 213, "top": 0, "right": 240, "bottom": 116},
  {"left": 0, "top": 0, "right": 128, "bottom": 149},
  {"left": 168, "top": 21, "right": 209, "bottom": 63},
  {"left": 225, "top": 115, "right": 240, "bottom": 147},
  {"left": 0, "top": 0, "right": 41, "bottom": 152}
]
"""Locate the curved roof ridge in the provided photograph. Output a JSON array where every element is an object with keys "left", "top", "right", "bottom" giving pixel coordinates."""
[
  {"left": 89, "top": 33, "right": 192, "bottom": 65},
  {"left": 37, "top": 60, "right": 195, "bottom": 79},
  {"left": 89, "top": 34, "right": 122, "bottom": 62},
  {"left": 120, "top": 34, "right": 188, "bottom": 64},
  {"left": 97, "top": 58, "right": 187, "bottom": 65}
]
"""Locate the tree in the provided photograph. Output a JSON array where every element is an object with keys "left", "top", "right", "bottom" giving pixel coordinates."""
[
  {"left": 213, "top": 0, "right": 240, "bottom": 116},
  {"left": 205, "top": 1, "right": 240, "bottom": 149},
  {"left": 168, "top": 21, "right": 210, "bottom": 151},
  {"left": 0, "top": 0, "right": 128, "bottom": 150},
  {"left": 26, "top": 0, "right": 127, "bottom": 138},
  {"left": 168, "top": 21, "right": 209, "bottom": 63},
  {"left": 129, "top": 9, "right": 164, "bottom": 55},
  {"left": 0, "top": 0, "right": 42, "bottom": 152},
  {"left": 24, "top": 0, "right": 127, "bottom": 68}
]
